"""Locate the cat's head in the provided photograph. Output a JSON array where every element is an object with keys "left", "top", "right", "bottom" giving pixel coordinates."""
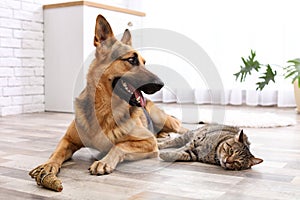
[{"left": 217, "top": 130, "right": 263, "bottom": 170}]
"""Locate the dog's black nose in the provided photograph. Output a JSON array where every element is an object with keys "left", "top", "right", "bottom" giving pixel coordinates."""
[
  {"left": 141, "top": 78, "right": 164, "bottom": 94},
  {"left": 151, "top": 78, "right": 164, "bottom": 92}
]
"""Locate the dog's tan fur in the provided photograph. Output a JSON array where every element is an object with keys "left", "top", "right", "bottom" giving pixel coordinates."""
[{"left": 29, "top": 15, "right": 187, "bottom": 189}]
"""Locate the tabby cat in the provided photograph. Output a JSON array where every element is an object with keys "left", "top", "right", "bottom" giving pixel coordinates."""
[{"left": 159, "top": 124, "right": 263, "bottom": 170}]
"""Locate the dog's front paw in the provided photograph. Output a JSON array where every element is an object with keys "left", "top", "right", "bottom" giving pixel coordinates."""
[
  {"left": 29, "top": 162, "right": 60, "bottom": 181},
  {"left": 168, "top": 116, "right": 182, "bottom": 132},
  {"left": 165, "top": 116, "right": 189, "bottom": 133},
  {"left": 29, "top": 163, "right": 63, "bottom": 192},
  {"left": 157, "top": 132, "right": 170, "bottom": 138},
  {"left": 89, "top": 160, "right": 114, "bottom": 175}
]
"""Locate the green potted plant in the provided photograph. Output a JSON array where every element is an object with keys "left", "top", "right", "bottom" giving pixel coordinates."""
[
  {"left": 286, "top": 59, "right": 300, "bottom": 113},
  {"left": 234, "top": 50, "right": 300, "bottom": 113}
]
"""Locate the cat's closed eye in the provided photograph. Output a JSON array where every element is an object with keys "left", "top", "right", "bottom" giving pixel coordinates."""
[{"left": 234, "top": 161, "right": 241, "bottom": 168}]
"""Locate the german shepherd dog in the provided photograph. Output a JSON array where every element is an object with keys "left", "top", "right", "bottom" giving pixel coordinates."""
[{"left": 29, "top": 15, "right": 187, "bottom": 191}]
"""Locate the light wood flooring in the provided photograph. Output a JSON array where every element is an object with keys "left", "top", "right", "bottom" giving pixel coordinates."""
[{"left": 0, "top": 105, "right": 300, "bottom": 200}]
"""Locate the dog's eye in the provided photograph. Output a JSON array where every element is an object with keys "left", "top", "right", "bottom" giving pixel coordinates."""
[{"left": 126, "top": 56, "right": 139, "bottom": 66}]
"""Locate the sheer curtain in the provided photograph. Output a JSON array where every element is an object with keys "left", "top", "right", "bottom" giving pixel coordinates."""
[
  {"left": 142, "top": 49, "right": 297, "bottom": 107},
  {"left": 146, "top": 87, "right": 296, "bottom": 107}
]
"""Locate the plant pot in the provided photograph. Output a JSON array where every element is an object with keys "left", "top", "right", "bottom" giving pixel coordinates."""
[{"left": 294, "top": 80, "right": 300, "bottom": 113}]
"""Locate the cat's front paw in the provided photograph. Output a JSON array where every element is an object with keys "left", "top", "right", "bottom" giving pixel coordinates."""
[
  {"left": 159, "top": 152, "right": 177, "bottom": 162},
  {"left": 160, "top": 151, "right": 193, "bottom": 161},
  {"left": 157, "top": 142, "right": 166, "bottom": 149}
]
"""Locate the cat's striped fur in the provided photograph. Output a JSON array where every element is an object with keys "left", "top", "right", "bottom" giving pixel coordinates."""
[{"left": 159, "top": 124, "right": 263, "bottom": 170}]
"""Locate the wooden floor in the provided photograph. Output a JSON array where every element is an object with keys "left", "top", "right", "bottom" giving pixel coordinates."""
[{"left": 0, "top": 105, "right": 300, "bottom": 200}]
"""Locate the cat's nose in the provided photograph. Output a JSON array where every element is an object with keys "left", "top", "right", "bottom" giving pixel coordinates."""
[
  {"left": 224, "top": 157, "right": 233, "bottom": 164},
  {"left": 224, "top": 157, "right": 228, "bottom": 163}
]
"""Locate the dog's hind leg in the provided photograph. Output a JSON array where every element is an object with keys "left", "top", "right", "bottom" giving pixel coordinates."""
[{"left": 29, "top": 120, "right": 84, "bottom": 191}]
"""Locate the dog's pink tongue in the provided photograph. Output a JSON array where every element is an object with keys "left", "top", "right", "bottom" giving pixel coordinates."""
[
  {"left": 127, "top": 83, "right": 146, "bottom": 107},
  {"left": 134, "top": 90, "right": 146, "bottom": 107}
]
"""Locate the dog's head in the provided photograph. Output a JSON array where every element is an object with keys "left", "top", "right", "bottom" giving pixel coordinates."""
[{"left": 91, "top": 15, "right": 164, "bottom": 107}]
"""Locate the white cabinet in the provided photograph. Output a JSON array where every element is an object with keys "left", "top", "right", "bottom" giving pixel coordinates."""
[{"left": 44, "top": 1, "right": 145, "bottom": 112}]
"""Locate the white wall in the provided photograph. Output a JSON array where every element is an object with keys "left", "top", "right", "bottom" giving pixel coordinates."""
[
  {"left": 140, "top": 0, "right": 300, "bottom": 90},
  {"left": 0, "top": 0, "right": 44, "bottom": 116}
]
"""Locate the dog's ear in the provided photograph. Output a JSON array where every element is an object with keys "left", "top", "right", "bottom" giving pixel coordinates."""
[
  {"left": 121, "top": 29, "right": 132, "bottom": 46},
  {"left": 94, "top": 15, "right": 115, "bottom": 47}
]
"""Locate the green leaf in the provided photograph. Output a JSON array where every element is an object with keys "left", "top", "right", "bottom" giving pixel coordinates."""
[
  {"left": 234, "top": 50, "right": 261, "bottom": 82},
  {"left": 284, "top": 58, "right": 300, "bottom": 85},
  {"left": 284, "top": 65, "right": 295, "bottom": 73},
  {"left": 285, "top": 70, "right": 297, "bottom": 79},
  {"left": 292, "top": 76, "right": 298, "bottom": 85},
  {"left": 256, "top": 64, "right": 277, "bottom": 91},
  {"left": 287, "top": 58, "right": 300, "bottom": 65}
]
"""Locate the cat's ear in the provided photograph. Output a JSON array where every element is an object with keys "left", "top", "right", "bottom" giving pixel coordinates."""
[
  {"left": 238, "top": 130, "right": 244, "bottom": 143},
  {"left": 235, "top": 129, "right": 244, "bottom": 143},
  {"left": 250, "top": 157, "right": 263, "bottom": 166},
  {"left": 236, "top": 130, "right": 250, "bottom": 146}
]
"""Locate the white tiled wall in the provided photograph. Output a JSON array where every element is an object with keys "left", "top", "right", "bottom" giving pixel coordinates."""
[{"left": 0, "top": 0, "right": 44, "bottom": 116}]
